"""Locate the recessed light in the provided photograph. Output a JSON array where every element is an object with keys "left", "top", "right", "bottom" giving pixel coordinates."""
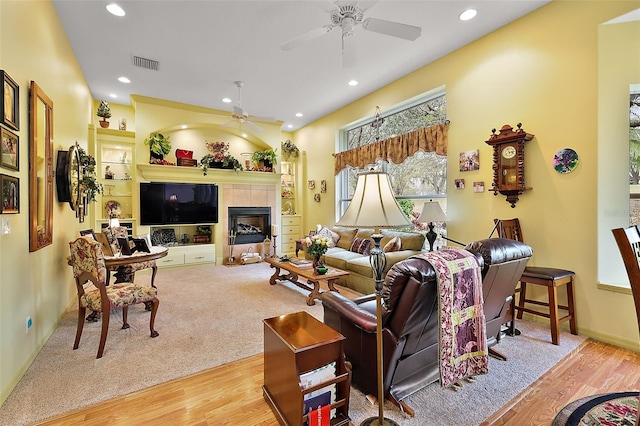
[
  {"left": 242, "top": 133, "right": 248, "bottom": 138},
  {"left": 459, "top": 9, "right": 477, "bottom": 21},
  {"left": 181, "top": 125, "right": 187, "bottom": 129},
  {"left": 348, "top": 80, "right": 358, "bottom": 86},
  {"left": 287, "top": 124, "right": 293, "bottom": 129},
  {"left": 106, "top": 3, "right": 125, "bottom": 17},
  {"left": 118, "top": 76, "right": 130, "bottom": 84},
  {"left": 295, "top": 113, "right": 303, "bottom": 117},
  {"left": 222, "top": 98, "right": 232, "bottom": 103},
  {"left": 109, "top": 93, "right": 117, "bottom": 99}
]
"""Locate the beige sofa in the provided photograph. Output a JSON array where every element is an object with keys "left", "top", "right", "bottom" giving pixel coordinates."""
[{"left": 320, "top": 226, "right": 426, "bottom": 294}]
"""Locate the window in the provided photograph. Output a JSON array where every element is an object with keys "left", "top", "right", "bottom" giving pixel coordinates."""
[{"left": 336, "top": 87, "right": 447, "bottom": 231}]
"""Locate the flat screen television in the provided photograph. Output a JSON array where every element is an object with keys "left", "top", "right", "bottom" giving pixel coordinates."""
[{"left": 139, "top": 182, "right": 219, "bottom": 225}]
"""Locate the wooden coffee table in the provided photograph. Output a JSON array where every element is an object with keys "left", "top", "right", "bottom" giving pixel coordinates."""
[{"left": 264, "top": 257, "right": 349, "bottom": 306}]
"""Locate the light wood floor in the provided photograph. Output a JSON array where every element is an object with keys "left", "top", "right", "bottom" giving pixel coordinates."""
[{"left": 33, "top": 339, "right": 640, "bottom": 426}]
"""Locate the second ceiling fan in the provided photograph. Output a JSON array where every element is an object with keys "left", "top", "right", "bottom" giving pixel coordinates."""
[
  {"left": 281, "top": 1, "right": 422, "bottom": 67},
  {"left": 220, "top": 81, "right": 277, "bottom": 134}
]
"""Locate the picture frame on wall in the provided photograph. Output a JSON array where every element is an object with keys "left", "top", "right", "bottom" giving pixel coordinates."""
[
  {"left": 1, "top": 174, "right": 19, "bottom": 214},
  {"left": 1, "top": 127, "right": 18, "bottom": 170},
  {"left": 1, "top": 70, "right": 19, "bottom": 131}
]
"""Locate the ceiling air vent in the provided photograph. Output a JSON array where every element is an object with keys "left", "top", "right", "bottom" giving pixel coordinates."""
[{"left": 132, "top": 55, "right": 159, "bottom": 71}]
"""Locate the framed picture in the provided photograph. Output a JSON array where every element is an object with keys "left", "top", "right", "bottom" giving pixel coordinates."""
[
  {"left": 314, "top": 193, "right": 320, "bottom": 202},
  {"left": 320, "top": 180, "right": 326, "bottom": 193},
  {"left": 459, "top": 149, "right": 479, "bottom": 171},
  {"left": 454, "top": 178, "right": 465, "bottom": 189},
  {"left": 1, "top": 174, "right": 19, "bottom": 213},
  {"left": 1, "top": 127, "right": 18, "bottom": 170},
  {"left": 1, "top": 71, "right": 19, "bottom": 131},
  {"left": 473, "top": 181, "right": 485, "bottom": 193},
  {"left": 79, "top": 229, "right": 97, "bottom": 240},
  {"left": 308, "top": 180, "right": 315, "bottom": 190}
]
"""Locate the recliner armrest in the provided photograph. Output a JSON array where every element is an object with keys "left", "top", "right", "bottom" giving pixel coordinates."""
[{"left": 321, "top": 292, "right": 378, "bottom": 332}]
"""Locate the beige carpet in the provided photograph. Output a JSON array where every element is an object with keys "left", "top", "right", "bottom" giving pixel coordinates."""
[{"left": 0, "top": 262, "right": 585, "bottom": 425}]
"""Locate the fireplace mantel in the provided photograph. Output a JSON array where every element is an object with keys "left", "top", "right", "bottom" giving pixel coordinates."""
[{"left": 137, "top": 164, "right": 281, "bottom": 185}]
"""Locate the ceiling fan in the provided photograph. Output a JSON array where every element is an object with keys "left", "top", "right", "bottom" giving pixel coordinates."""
[
  {"left": 281, "top": 1, "right": 421, "bottom": 67},
  {"left": 220, "top": 81, "right": 277, "bottom": 134}
]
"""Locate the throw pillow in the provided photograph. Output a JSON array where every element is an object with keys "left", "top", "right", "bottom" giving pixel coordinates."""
[
  {"left": 349, "top": 237, "right": 372, "bottom": 256},
  {"left": 317, "top": 226, "right": 339, "bottom": 247},
  {"left": 383, "top": 236, "right": 402, "bottom": 252}
]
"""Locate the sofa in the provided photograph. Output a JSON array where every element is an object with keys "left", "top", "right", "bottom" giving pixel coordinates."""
[
  {"left": 319, "top": 226, "right": 426, "bottom": 294},
  {"left": 321, "top": 238, "right": 533, "bottom": 407}
]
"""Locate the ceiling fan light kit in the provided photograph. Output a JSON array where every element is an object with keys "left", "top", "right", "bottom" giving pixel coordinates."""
[{"left": 219, "top": 81, "right": 277, "bottom": 134}]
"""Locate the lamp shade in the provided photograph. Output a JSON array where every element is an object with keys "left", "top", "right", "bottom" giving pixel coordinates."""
[
  {"left": 418, "top": 200, "right": 446, "bottom": 223},
  {"left": 337, "top": 171, "right": 410, "bottom": 229}
]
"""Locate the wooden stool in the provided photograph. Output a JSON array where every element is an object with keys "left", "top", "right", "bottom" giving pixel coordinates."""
[{"left": 515, "top": 266, "right": 577, "bottom": 345}]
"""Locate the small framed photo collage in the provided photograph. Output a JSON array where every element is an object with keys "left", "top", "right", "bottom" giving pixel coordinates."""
[{"left": 1, "top": 70, "right": 20, "bottom": 214}]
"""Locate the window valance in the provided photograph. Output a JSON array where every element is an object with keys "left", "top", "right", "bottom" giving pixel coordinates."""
[{"left": 334, "top": 122, "right": 448, "bottom": 175}]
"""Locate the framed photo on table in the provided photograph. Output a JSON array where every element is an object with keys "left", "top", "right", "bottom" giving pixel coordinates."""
[
  {"left": 1, "top": 71, "right": 19, "bottom": 131},
  {"left": 1, "top": 174, "right": 19, "bottom": 214},
  {"left": 1, "top": 127, "right": 18, "bottom": 170}
]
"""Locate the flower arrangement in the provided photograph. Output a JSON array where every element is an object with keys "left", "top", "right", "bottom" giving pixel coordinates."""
[
  {"left": 200, "top": 141, "right": 243, "bottom": 175},
  {"left": 282, "top": 139, "right": 299, "bottom": 160},
  {"left": 304, "top": 234, "right": 332, "bottom": 259}
]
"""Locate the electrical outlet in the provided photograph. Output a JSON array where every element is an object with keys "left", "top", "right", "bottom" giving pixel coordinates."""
[{"left": 26, "top": 316, "right": 32, "bottom": 333}]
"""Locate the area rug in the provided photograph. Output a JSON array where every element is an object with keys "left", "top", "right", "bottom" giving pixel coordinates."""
[{"left": 552, "top": 392, "right": 639, "bottom": 426}]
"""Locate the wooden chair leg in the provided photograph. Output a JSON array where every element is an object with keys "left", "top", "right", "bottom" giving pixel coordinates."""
[
  {"left": 74, "top": 306, "right": 86, "bottom": 350},
  {"left": 149, "top": 298, "right": 160, "bottom": 338},
  {"left": 567, "top": 277, "right": 578, "bottom": 335},
  {"left": 122, "top": 306, "right": 130, "bottom": 329},
  {"left": 548, "top": 285, "right": 560, "bottom": 345},
  {"left": 517, "top": 282, "right": 527, "bottom": 319},
  {"left": 97, "top": 310, "right": 110, "bottom": 359},
  {"left": 150, "top": 265, "right": 158, "bottom": 289}
]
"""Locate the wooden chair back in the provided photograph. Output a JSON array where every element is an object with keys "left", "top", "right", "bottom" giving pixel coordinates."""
[
  {"left": 494, "top": 218, "right": 524, "bottom": 242},
  {"left": 611, "top": 226, "right": 640, "bottom": 334}
]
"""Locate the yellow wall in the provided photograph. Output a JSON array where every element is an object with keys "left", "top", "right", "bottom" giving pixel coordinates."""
[
  {"left": 294, "top": 1, "right": 640, "bottom": 350},
  {"left": 0, "top": 0, "right": 93, "bottom": 404}
]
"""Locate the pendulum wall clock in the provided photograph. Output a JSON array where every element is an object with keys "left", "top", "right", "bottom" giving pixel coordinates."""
[{"left": 484, "top": 123, "right": 534, "bottom": 207}]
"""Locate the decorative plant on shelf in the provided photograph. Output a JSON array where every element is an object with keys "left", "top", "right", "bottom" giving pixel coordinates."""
[
  {"left": 251, "top": 148, "right": 278, "bottom": 171},
  {"left": 96, "top": 100, "right": 112, "bottom": 128},
  {"left": 281, "top": 139, "right": 299, "bottom": 160},
  {"left": 144, "top": 133, "right": 173, "bottom": 165},
  {"left": 76, "top": 146, "right": 103, "bottom": 203},
  {"left": 200, "top": 141, "right": 243, "bottom": 175}
]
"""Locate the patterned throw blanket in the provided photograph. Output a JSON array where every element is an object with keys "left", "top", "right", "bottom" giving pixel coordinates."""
[{"left": 415, "top": 249, "right": 489, "bottom": 388}]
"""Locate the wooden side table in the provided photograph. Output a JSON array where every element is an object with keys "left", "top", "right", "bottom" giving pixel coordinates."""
[{"left": 262, "top": 311, "right": 351, "bottom": 426}]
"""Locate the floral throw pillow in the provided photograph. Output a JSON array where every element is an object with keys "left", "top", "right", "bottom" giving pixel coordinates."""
[
  {"left": 349, "top": 237, "right": 372, "bottom": 256},
  {"left": 383, "top": 236, "right": 402, "bottom": 252},
  {"left": 317, "top": 226, "right": 339, "bottom": 247}
]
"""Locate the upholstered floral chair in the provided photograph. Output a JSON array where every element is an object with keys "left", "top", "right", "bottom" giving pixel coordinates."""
[{"left": 68, "top": 236, "right": 160, "bottom": 358}]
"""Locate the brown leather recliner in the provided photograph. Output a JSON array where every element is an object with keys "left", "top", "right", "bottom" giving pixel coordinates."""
[{"left": 321, "top": 238, "right": 533, "bottom": 405}]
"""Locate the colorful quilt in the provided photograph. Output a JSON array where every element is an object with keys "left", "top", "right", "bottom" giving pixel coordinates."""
[{"left": 416, "top": 249, "right": 488, "bottom": 388}]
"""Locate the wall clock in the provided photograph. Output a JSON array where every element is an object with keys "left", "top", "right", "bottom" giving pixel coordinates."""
[
  {"left": 484, "top": 123, "right": 534, "bottom": 207},
  {"left": 55, "top": 142, "right": 81, "bottom": 211}
]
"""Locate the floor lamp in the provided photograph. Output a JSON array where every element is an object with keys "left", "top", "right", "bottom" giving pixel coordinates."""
[{"left": 336, "top": 171, "right": 410, "bottom": 426}]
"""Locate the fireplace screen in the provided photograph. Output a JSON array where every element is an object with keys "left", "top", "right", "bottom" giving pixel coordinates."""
[{"left": 228, "top": 207, "right": 271, "bottom": 244}]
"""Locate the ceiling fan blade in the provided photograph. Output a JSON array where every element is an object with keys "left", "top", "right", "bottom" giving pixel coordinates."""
[
  {"left": 318, "top": 0, "right": 340, "bottom": 13},
  {"left": 249, "top": 115, "right": 277, "bottom": 123},
  {"left": 219, "top": 120, "right": 235, "bottom": 130},
  {"left": 245, "top": 120, "right": 264, "bottom": 133},
  {"left": 362, "top": 17, "right": 421, "bottom": 41},
  {"left": 342, "top": 33, "right": 356, "bottom": 68},
  {"left": 281, "top": 25, "right": 336, "bottom": 51}
]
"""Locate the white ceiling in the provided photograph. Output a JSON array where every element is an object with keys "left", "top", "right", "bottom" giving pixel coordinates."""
[{"left": 53, "top": 0, "right": 551, "bottom": 132}]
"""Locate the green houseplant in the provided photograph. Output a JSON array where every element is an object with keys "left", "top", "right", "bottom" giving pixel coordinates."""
[
  {"left": 144, "top": 133, "right": 172, "bottom": 164},
  {"left": 96, "top": 100, "right": 112, "bottom": 128},
  {"left": 251, "top": 148, "right": 278, "bottom": 171},
  {"left": 281, "top": 139, "right": 299, "bottom": 160},
  {"left": 200, "top": 152, "right": 243, "bottom": 175},
  {"left": 76, "top": 146, "right": 103, "bottom": 202}
]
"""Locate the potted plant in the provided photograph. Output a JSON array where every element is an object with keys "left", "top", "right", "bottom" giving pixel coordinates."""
[
  {"left": 144, "top": 133, "right": 172, "bottom": 164},
  {"left": 76, "top": 146, "right": 103, "bottom": 202},
  {"left": 251, "top": 148, "right": 278, "bottom": 171},
  {"left": 194, "top": 225, "right": 212, "bottom": 243},
  {"left": 200, "top": 152, "right": 243, "bottom": 175},
  {"left": 281, "top": 139, "right": 299, "bottom": 160},
  {"left": 96, "top": 100, "right": 112, "bottom": 128}
]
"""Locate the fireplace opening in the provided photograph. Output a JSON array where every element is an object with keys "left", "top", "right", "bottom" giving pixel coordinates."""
[{"left": 228, "top": 207, "right": 271, "bottom": 244}]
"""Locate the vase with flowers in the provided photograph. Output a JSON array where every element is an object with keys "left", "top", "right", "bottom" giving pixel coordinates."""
[{"left": 304, "top": 234, "right": 332, "bottom": 272}]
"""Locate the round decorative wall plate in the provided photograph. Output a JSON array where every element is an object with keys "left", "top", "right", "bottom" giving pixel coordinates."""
[{"left": 553, "top": 148, "right": 579, "bottom": 174}]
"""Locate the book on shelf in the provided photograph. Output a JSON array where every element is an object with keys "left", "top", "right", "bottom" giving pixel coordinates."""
[
  {"left": 304, "top": 391, "right": 331, "bottom": 426},
  {"left": 300, "top": 362, "right": 337, "bottom": 421},
  {"left": 291, "top": 258, "right": 313, "bottom": 267}
]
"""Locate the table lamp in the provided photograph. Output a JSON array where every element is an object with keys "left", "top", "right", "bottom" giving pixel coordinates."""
[
  {"left": 336, "top": 170, "right": 410, "bottom": 426},
  {"left": 418, "top": 200, "right": 446, "bottom": 251}
]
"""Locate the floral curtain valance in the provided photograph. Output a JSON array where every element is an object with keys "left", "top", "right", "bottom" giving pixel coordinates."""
[{"left": 333, "top": 122, "right": 449, "bottom": 175}]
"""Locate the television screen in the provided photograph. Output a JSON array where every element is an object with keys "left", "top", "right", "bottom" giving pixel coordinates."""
[{"left": 139, "top": 182, "right": 218, "bottom": 225}]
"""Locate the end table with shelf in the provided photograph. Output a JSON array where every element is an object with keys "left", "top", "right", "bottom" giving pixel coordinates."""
[{"left": 263, "top": 311, "right": 351, "bottom": 425}]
